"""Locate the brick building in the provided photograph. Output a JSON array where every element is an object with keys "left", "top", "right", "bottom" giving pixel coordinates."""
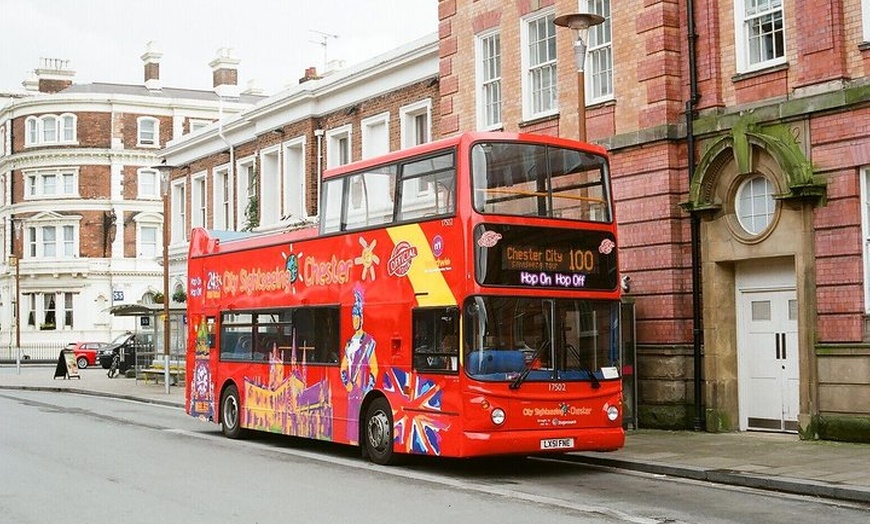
[
  {"left": 0, "top": 46, "right": 262, "bottom": 357},
  {"left": 439, "top": 0, "right": 870, "bottom": 441},
  {"left": 159, "top": 34, "right": 440, "bottom": 299}
]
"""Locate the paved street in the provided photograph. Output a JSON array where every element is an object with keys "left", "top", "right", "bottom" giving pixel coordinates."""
[{"left": 2, "top": 363, "right": 869, "bottom": 505}]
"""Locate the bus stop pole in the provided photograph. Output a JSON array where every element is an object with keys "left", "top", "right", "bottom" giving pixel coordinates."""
[{"left": 161, "top": 166, "right": 172, "bottom": 394}]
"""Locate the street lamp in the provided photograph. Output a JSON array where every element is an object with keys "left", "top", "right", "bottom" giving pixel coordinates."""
[
  {"left": 8, "top": 254, "right": 20, "bottom": 374},
  {"left": 554, "top": 12, "right": 605, "bottom": 143},
  {"left": 154, "top": 163, "right": 175, "bottom": 394}
]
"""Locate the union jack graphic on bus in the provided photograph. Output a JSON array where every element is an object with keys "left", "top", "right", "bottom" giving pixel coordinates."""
[{"left": 383, "top": 368, "right": 449, "bottom": 455}]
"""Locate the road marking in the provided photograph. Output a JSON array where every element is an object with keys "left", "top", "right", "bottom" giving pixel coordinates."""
[{"left": 164, "top": 428, "right": 660, "bottom": 523}]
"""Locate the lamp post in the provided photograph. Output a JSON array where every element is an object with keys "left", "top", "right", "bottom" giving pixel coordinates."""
[
  {"left": 8, "top": 254, "right": 20, "bottom": 374},
  {"left": 554, "top": 12, "right": 605, "bottom": 143},
  {"left": 155, "top": 164, "right": 175, "bottom": 394}
]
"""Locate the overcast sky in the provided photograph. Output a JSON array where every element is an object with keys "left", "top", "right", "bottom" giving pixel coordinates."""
[{"left": 0, "top": 0, "right": 438, "bottom": 95}]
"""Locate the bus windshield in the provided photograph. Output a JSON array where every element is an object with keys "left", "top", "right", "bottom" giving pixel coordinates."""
[
  {"left": 471, "top": 141, "right": 611, "bottom": 222},
  {"left": 463, "top": 296, "right": 619, "bottom": 384}
]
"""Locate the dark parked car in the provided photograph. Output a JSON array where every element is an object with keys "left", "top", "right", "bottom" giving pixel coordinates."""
[{"left": 97, "top": 332, "right": 154, "bottom": 372}]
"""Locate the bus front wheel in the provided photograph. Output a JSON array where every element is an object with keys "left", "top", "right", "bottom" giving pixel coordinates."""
[
  {"left": 364, "top": 397, "right": 396, "bottom": 465},
  {"left": 221, "top": 385, "right": 243, "bottom": 439}
]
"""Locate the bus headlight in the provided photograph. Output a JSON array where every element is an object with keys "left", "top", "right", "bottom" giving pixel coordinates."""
[
  {"left": 605, "top": 404, "right": 619, "bottom": 421},
  {"left": 491, "top": 408, "right": 506, "bottom": 426}
]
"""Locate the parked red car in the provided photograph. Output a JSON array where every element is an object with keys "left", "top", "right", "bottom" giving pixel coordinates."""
[{"left": 65, "top": 342, "right": 109, "bottom": 369}]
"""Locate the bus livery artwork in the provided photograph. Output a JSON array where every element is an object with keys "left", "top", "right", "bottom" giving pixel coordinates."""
[{"left": 186, "top": 132, "right": 624, "bottom": 464}]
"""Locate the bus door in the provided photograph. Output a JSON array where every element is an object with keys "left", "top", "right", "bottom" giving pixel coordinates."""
[
  {"left": 411, "top": 307, "right": 460, "bottom": 374},
  {"left": 189, "top": 315, "right": 218, "bottom": 421}
]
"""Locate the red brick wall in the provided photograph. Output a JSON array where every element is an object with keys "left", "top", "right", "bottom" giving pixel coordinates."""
[
  {"left": 75, "top": 112, "right": 112, "bottom": 148},
  {"left": 117, "top": 113, "right": 173, "bottom": 149}
]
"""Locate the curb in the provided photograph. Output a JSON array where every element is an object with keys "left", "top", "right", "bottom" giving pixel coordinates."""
[
  {"left": 564, "top": 454, "right": 870, "bottom": 505},
  {"left": 0, "top": 384, "right": 184, "bottom": 409}
]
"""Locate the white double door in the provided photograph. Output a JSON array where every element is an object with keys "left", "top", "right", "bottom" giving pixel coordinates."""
[{"left": 737, "top": 262, "right": 799, "bottom": 432}]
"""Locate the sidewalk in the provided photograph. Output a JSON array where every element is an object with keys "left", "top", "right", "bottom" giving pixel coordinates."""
[
  {"left": 2, "top": 364, "right": 869, "bottom": 504},
  {"left": 0, "top": 363, "right": 185, "bottom": 408}
]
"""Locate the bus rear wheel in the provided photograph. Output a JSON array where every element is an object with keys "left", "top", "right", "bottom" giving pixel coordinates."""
[
  {"left": 364, "top": 397, "right": 396, "bottom": 465},
  {"left": 221, "top": 384, "right": 243, "bottom": 439}
]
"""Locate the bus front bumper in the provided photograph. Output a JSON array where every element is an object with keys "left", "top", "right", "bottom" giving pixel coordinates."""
[{"left": 460, "top": 426, "right": 625, "bottom": 458}]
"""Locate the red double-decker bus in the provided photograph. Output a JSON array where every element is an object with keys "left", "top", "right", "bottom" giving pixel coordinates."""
[{"left": 185, "top": 131, "right": 624, "bottom": 464}]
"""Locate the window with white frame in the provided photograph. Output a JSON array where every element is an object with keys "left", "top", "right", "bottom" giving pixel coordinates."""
[
  {"left": 27, "top": 117, "right": 37, "bottom": 144},
  {"left": 259, "top": 147, "right": 281, "bottom": 226},
  {"left": 0, "top": 124, "right": 6, "bottom": 157},
  {"left": 400, "top": 100, "right": 431, "bottom": 149},
  {"left": 283, "top": 137, "right": 306, "bottom": 220},
  {"left": 137, "top": 221, "right": 160, "bottom": 259},
  {"left": 191, "top": 172, "right": 207, "bottom": 229},
  {"left": 585, "top": 0, "right": 613, "bottom": 102},
  {"left": 213, "top": 165, "right": 233, "bottom": 230},
  {"left": 735, "top": 0, "right": 785, "bottom": 73},
  {"left": 42, "top": 116, "right": 58, "bottom": 143},
  {"left": 236, "top": 158, "right": 257, "bottom": 231},
  {"left": 27, "top": 294, "right": 35, "bottom": 327},
  {"left": 25, "top": 169, "right": 78, "bottom": 198},
  {"left": 862, "top": 167, "right": 870, "bottom": 313},
  {"left": 476, "top": 31, "right": 502, "bottom": 130},
  {"left": 189, "top": 119, "right": 210, "bottom": 133},
  {"left": 137, "top": 168, "right": 160, "bottom": 199},
  {"left": 522, "top": 9, "right": 558, "bottom": 120},
  {"left": 327, "top": 125, "right": 352, "bottom": 169},
  {"left": 25, "top": 223, "right": 77, "bottom": 259},
  {"left": 171, "top": 180, "right": 186, "bottom": 243},
  {"left": 137, "top": 116, "right": 160, "bottom": 147},
  {"left": 23, "top": 114, "right": 76, "bottom": 146},
  {"left": 863, "top": 0, "right": 870, "bottom": 43},
  {"left": 25, "top": 291, "right": 74, "bottom": 330},
  {"left": 362, "top": 113, "right": 390, "bottom": 160},
  {"left": 63, "top": 292, "right": 73, "bottom": 328}
]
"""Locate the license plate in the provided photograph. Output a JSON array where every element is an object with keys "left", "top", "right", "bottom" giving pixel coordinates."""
[{"left": 540, "top": 438, "right": 574, "bottom": 450}]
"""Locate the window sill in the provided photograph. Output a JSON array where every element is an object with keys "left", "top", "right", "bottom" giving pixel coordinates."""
[
  {"left": 859, "top": 42, "right": 870, "bottom": 52},
  {"left": 587, "top": 98, "right": 616, "bottom": 111},
  {"left": 732, "top": 62, "right": 789, "bottom": 83},
  {"left": 518, "top": 113, "right": 560, "bottom": 129}
]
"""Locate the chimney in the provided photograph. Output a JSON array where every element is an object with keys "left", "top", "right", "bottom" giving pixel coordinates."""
[
  {"left": 210, "top": 47, "right": 240, "bottom": 98},
  {"left": 31, "top": 58, "right": 75, "bottom": 93},
  {"left": 241, "top": 79, "right": 263, "bottom": 96},
  {"left": 298, "top": 66, "right": 321, "bottom": 84},
  {"left": 141, "top": 41, "right": 163, "bottom": 91}
]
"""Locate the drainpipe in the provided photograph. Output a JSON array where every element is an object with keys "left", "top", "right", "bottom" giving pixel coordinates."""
[
  {"left": 216, "top": 97, "right": 235, "bottom": 227},
  {"left": 686, "top": 0, "right": 704, "bottom": 431},
  {"left": 314, "top": 128, "right": 324, "bottom": 217}
]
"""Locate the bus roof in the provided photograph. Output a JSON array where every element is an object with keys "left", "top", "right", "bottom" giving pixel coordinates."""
[
  {"left": 321, "top": 131, "right": 608, "bottom": 180},
  {"left": 189, "top": 225, "right": 319, "bottom": 257}
]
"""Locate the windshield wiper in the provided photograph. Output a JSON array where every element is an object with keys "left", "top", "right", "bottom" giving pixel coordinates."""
[
  {"left": 510, "top": 343, "right": 548, "bottom": 390},
  {"left": 584, "top": 367, "right": 601, "bottom": 389}
]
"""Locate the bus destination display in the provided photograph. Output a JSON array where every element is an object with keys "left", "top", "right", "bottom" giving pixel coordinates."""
[{"left": 475, "top": 224, "right": 618, "bottom": 291}]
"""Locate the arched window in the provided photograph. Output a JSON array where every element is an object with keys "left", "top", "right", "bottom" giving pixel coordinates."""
[
  {"left": 60, "top": 114, "right": 76, "bottom": 142},
  {"left": 137, "top": 116, "right": 159, "bottom": 147},
  {"left": 25, "top": 117, "right": 38, "bottom": 145},
  {"left": 41, "top": 116, "right": 58, "bottom": 143}
]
